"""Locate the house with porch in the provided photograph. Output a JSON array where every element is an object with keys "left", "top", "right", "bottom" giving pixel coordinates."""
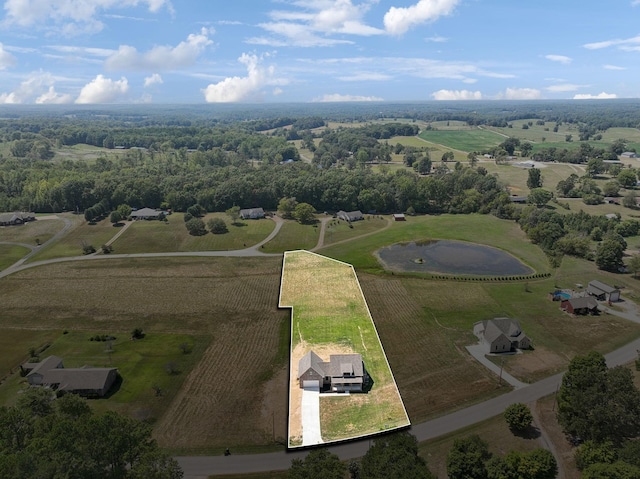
[
  {"left": 473, "top": 317, "right": 531, "bottom": 354},
  {"left": 336, "top": 210, "right": 364, "bottom": 222},
  {"left": 298, "top": 351, "right": 366, "bottom": 393}
]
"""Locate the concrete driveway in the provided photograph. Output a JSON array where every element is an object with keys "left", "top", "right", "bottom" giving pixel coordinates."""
[
  {"left": 301, "top": 385, "right": 322, "bottom": 446},
  {"left": 466, "top": 345, "right": 528, "bottom": 389}
]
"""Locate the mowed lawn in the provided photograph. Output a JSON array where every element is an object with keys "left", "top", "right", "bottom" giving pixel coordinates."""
[
  {"left": 419, "top": 128, "right": 504, "bottom": 152},
  {"left": 0, "top": 329, "right": 61, "bottom": 379},
  {"left": 280, "top": 251, "right": 410, "bottom": 444},
  {"left": 112, "top": 213, "right": 275, "bottom": 253},
  {"left": 261, "top": 219, "right": 320, "bottom": 253},
  {"left": 0, "top": 244, "right": 30, "bottom": 270},
  {"left": 0, "top": 218, "right": 66, "bottom": 245},
  {"left": 323, "top": 215, "right": 389, "bottom": 245}
]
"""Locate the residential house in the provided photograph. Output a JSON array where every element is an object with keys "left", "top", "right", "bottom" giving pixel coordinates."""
[
  {"left": 587, "top": 280, "right": 620, "bottom": 302},
  {"left": 298, "top": 351, "right": 366, "bottom": 393},
  {"left": 336, "top": 210, "right": 364, "bottom": 222},
  {"left": 509, "top": 196, "right": 528, "bottom": 204},
  {"left": 392, "top": 213, "right": 406, "bottom": 221},
  {"left": 473, "top": 317, "right": 531, "bottom": 353},
  {"left": 239, "top": 207, "right": 265, "bottom": 220},
  {"left": 0, "top": 212, "right": 36, "bottom": 226},
  {"left": 561, "top": 296, "right": 599, "bottom": 315},
  {"left": 621, "top": 152, "right": 638, "bottom": 159},
  {"left": 130, "top": 207, "right": 163, "bottom": 220},
  {"left": 22, "top": 356, "right": 118, "bottom": 397}
]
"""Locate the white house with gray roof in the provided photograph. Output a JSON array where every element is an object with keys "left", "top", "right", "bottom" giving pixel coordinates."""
[
  {"left": 298, "top": 351, "right": 366, "bottom": 392},
  {"left": 473, "top": 318, "right": 531, "bottom": 354},
  {"left": 239, "top": 207, "right": 265, "bottom": 219}
]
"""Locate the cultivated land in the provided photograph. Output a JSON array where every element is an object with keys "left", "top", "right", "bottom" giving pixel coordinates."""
[{"left": 280, "top": 251, "right": 409, "bottom": 446}]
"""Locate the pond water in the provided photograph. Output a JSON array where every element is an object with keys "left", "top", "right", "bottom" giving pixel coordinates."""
[{"left": 376, "top": 240, "right": 534, "bottom": 276}]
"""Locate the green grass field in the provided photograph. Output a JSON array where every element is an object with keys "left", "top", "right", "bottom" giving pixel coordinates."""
[
  {"left": 0, "top": 218, "right": 66, "bottom": 245},
  {"left": 323, "top": 216, "right": 388, "bottom": 245},
  {"left": 112, "top": 213, "right": 275, "bottom": 253},
  {"left": 0, "top": 329, "right": 60, "bottom": 380},
  {"left": 261, "top": 219, "right": 320, "bottom": 253},
  {"left": 281, "top": 251, "right": 409, "bottom": 445},
  {"left": 419, "top": 128, "right": 504, "bottom": 152},
  {"left": 0, "top": 244, "right": 30, "bottom": 270}
]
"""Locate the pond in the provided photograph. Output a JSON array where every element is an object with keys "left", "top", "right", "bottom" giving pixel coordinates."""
[{"left": 376, "top": 240, "right": 534, "bottom": 276}]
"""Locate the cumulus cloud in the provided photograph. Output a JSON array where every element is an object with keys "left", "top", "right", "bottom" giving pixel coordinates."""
[
  {"left": 0, "top": 43, "right": 17, "bottom": 70},
  {"left": 384, "top": 0, "right": 460, "bottom": 36},
  {"left": 431, "top": 89, "right": 482, "bottom": 100},
  {"left": 75, "top": 74, "right": 129, "bottom": 103},
  {"left": 249, "top": 0, "right": 383, "bottom": 47},
  {"left": 545, "top": 54, "right": 572, "bottom": 64},
  {"left": 105, "top": 28, "right": 212, "bottom": 70},
  {"left": 312, "top": 93, "right": 384, "bottom": 102},
  {"left": 3, "top": 0, "right": 173, "bottom": 34},
  {"left": 496, "top": 88, "right": 542, "bottom": 100},
  {"left": 0, "top": 71, "right": 67, "bottom": 104},
  {"left": 573, "top": 92, "right": 618, "bottom": 100},
  {"left": 202, "top": 53, "right": 286, "bottom": 103},
  {"left": 36, "top": 86, "right": 73, "bottom": 104},
  {"left": 143, "top": 73, "right": 163, "bottom": 87}
]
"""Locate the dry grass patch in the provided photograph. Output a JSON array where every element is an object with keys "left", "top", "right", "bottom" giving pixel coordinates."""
[{"left": 0, "top": 218, "right": 65, "bottom": 244}]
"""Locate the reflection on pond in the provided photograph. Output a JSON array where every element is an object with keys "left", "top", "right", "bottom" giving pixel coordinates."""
[{"left": 377, "top": 240, "right": 534, "bottom": 276}]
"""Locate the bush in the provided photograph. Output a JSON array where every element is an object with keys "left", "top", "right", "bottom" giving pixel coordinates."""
[
  {"left": 504, "top": 403, "right": 533, "bottom": 432},
  {"left": 185, "top": 217, "right": 207, "bottom": 236},
  {"left": 207, "top": 217, "right": 228, "bottom": 234}
]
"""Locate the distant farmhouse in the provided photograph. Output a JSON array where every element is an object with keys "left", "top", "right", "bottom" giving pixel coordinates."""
[
  {"left": 239, "top": 207, "right": 265, "bottom": 220},
  {"left": 336, "top": 210, "right": 363, "bottom": 222},
  {"left": 21, "top": 356, "right": 118, "bottom": 397},
  {"left": 0, "top": 212, "right": 36, "bottom": 226},
  {"left": 473, "top": 318, "right": 531, "bottom": 354},
  {"left": 561, "top": 296, "right": 599, "bottom": 315},
  {"left": 392, "top": 213, "right": 406, "bottom": 221},
  {"left": 587, "top": 280, "right": 620, "bottom": 302},
  {"left": 130, "top": 207, "right": 164, "bottom": 220},
  {"left": 621, "top": 152, "right": 638, "bottom": 159},
  {"left": 298, "top": 351, "right": 367, "bottom": 393}
]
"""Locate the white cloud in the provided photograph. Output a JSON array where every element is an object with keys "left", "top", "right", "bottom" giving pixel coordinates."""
[
  {"left": 105, "top": 28, "right": 212, "bottom": 70},
  {"left": 573, "top": 92, "right": 618, "bottom": 100},
  {"left": 250, "top": 0, "right": 383, "bottom": 47},
  {"left": 312, "top": 93, "right": 384, "bottom": 102},
  {"left": 337, "top": 72, "right": 392, "bottom": 82},
  {"left": 75, "top": 74, "right": 129, "bottom": 103},
  {"left": 384, "top": 0, "right": 460, "bottom": 36},
  {"left": 3, "top": 0, "right": 173, "bottom": 34},
  {"left": 584, "top": 35, "right": 640, "bottom": 50},
  {"left": 0, "top": 43, "right": 17, "bottom": 70},
  {"left": 0, "top": 71, "right": 64, "bottom": 104},
  {"left": 202, "top": 53, "right": 286, "bottom": 103},
  {"left": 633, "top": 0, "right": 640, "bottom": 6},
  {"left": 431, "top": 89, "right": 482, "bottom": 100},
  {"left": 144, "top": 73, "right": 163, "bottom": 87},
  {"left": 425, "top": 35, "right": 448, "bottom": 43},
  {"left": 496, "top": 88, "right": 542, "bottom": 100},
  {"left": 604, "top": 64, "right": 626, "bottom": 70},
  {"left": 546, "top": 83, "right": 587, "bottom": 92},
  {"left": 36, "top": 86, "right": 73, "bottom": 104},
  {"left": 545, "top": 54, "right": 572, "bottom": 64}
]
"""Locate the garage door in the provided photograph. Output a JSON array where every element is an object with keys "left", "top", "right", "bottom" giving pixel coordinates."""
[{"left": 303, "top": 380, "right": 320, "bottom": 390}]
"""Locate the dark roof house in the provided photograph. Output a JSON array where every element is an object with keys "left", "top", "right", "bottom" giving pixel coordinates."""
[
  {"left": 0, "top": 212, "right": 36, "bottom": 226},
  {"left": 22, "top": 356, "right": 118, "bottom": 397},
  {"left": 587, "top": 280, "right": 620, "bottom": 302},
  {"left": 473, "top": 318, "right": 531, "bottom": 353},
  {"left": 561, "top": 296, "right": 599, "bottom": 315},
  {"left": 336, "top": 210, "right": 364, "bottom": 222},
  {"left": 239, "top": 207, "right": 265, "bottom": 220},
  {"left": 298, "top": 351, "right": 366, "bottom": 393}
]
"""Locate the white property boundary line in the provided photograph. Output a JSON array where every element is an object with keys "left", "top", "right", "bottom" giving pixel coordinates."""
[{"left": 279, "top": 250, "right": 410, "bottom": 449}]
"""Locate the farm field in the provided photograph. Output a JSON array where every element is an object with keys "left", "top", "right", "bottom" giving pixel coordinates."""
[
  {"left": 418, "top": 128, "right": 504, "bottom": 152},
  {"left": 261, "top": 219, "right": 320, "bottom": 253},
  {"left": 112, "top": 213, "right": 275, "bottom": 253},
  {"left": 0, "top": 217, "right": 65, "bottom": 245},
  {"left": 280, "top": 251, "right": 409, "bottom": 447}
]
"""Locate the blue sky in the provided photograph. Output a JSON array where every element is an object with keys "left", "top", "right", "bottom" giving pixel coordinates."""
[{"left": 1, "top": 0, "right": 640, "bottom": 104}]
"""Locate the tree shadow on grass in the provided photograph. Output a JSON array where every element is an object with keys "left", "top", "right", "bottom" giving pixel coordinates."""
[{"left": 510, "top": 425, "right": 541, "bottom": 440}]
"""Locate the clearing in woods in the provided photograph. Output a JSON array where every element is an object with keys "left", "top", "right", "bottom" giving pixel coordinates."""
[{"left": 279, "top": 250, "right": 409, "bottom": 448}]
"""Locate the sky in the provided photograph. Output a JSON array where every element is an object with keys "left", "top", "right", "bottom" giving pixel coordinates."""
[{"left": 1, "top": 0, "right": 640, "bottom": 104}]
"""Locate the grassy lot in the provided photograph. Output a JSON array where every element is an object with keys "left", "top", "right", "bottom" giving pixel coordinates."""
[
  {"left": 280, "top": 251, "right": 409, "bottom": 446},
  {"left": 0, "top": 329, "right": 61, "bottom": 382},
  {"left": 419, "top": 129, "right": 504, "bottom": 152},
  {"left": 28, "top": 215, "right": 114, "bottom": 261},
  {"left": 0, "top": 244, "right": 30, "bottom": 270},
  {"left": 0, "top": 330, "right": 209, "bottom": 421},
  {"left": 0, "top": 218, "right": 66, "bottom": 245},
  {"left": 323, "top": 216, "right": 388, "bottom": 245},
  {"left": 261, "top": 219, "right": 320, "bottom": 253},
  {"left": 112, "top": 213, "right": 275, "bottom": 253}
]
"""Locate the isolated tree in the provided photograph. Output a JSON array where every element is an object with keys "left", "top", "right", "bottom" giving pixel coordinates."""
[
  {"left": 586, "top": 158, "right": 605, "bottom": 178},
  {"left": 503, "top": 403, "right": 533, "bottom": 432},
  {"left": 185, "top": 217, "right": 207, "bottom": 236},
  {"left": 622, "top": 191, "right": 637, "bottom": 209},
  {"left": 360, "top": 431, "right": 435, "bottom": 479},
  {"left": 413, "top": 157, "right": 432, "bottom": 175},
  {"left": 617, "top": 169, "right": 637, "bottom": 188},
  {"left": 225, "top": 205, "right": 241, "bottom": 225},
  {"left": 608, "top": 163, "right": 623, "bottom": 177},
  {"left": 207, "top": 217, "right": 228, "bottom": 234},
  {"left": 520, "top": 142, "right": 533, "bottom": 157},
  {"left": 110, "top": 210, "right": 122, "bottom": 225},
  {"left": 446, "top": 435, "right": 490, "bottom": 479},
  {"left": 527, "top": 188, "right": 552, "bottom": 207},
  {"left": 277, "top": 197, "right": 298, "bottom": 219},
  {"left": 595, "top": 239, "right": 624, "bottom": 272},
  {"left": 602, "top": 181, "right": 620, "bottom": 197},
  {"left": 293, "top": 202, "right": 316, "bottom": 224},
  {"left": 116, "top": 203, "right": 132, "bottom": 220},
  {"left": 527, "top": 168, "right": 543, "bottom": 189},
  {"left": 441, "top": 151, "right": 455, "bottom": 162},
  {"left": 467, "top": 151, "right": 478, "bottom": 167},
  {"left": 289, "top": 448, "right": 345, "bottom": 479},
  {"left": 499, "top": 137, "right": 520, "bottom": 156}
]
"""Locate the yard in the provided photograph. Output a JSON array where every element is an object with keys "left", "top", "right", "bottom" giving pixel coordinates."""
[
  {"left": 0, "top": 217, "right": 66, "bottom": 245},
  {"left": 261, "top": 219, "right": 320, "bottom": 253}
]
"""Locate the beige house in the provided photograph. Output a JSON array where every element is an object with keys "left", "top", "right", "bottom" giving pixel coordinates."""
[{"left": 473, "top": 318, "right": 531, "bottom": 354}]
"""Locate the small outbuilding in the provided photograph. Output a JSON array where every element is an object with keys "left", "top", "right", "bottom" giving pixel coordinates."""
[
  {"left": 561, "top": 296, "right": 599, "bottom": 315},
  {"left": 587, "top": 280, "right": 620, "bottom": 302},
  {"left": 392, "top": 213, "right": 406, "bottom": 221},
  {"left": 621, "top": 152, "right": 638, "bottom": 159},
  {"left": 239, "top": 207, "right": 265, "bottom": 220}
]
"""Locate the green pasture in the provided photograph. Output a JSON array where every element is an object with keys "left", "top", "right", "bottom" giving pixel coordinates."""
[
  {"left": 0, "top": 329, "right": 60, "bottom": 380},
  {"left": 323, "top": 216, "right": 388, "bottom": 245},
  {"left": 0, "top": 218, "right": 66, "bottom": 245},
  {"left": 0, "top": 244, "right": 30, "bottom": 270},
  {"left": 0, "top": 330, "right": 209, "bottom": 420},
  {"left": 281, "top": 251, "right": 409, "bottom": 444},
  {"left": 261, "top": 219, "right": 320, "bottom": 253},
  {"left": 113, "top": 213, "right": 275, "bottom": 253},
  {"left": 419, "top": 129, "right": 504, "bottom": 152}
]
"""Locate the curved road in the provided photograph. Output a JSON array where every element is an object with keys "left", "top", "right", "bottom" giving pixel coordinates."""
[{"left": 4, "top": 215, "right": 640, "bottom": 477}]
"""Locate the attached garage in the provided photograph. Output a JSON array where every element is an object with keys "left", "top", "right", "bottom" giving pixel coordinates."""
[{"left": 302, "top": 380, "right": 320, "bottom": 390}]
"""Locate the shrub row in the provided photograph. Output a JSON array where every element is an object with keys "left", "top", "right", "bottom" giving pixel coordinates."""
[
  {"left": 89, "top": 334, "right": 116, "bottom": 342},
  {"left": 428, "top": 272, "right": 551, "bottom": 282}
]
